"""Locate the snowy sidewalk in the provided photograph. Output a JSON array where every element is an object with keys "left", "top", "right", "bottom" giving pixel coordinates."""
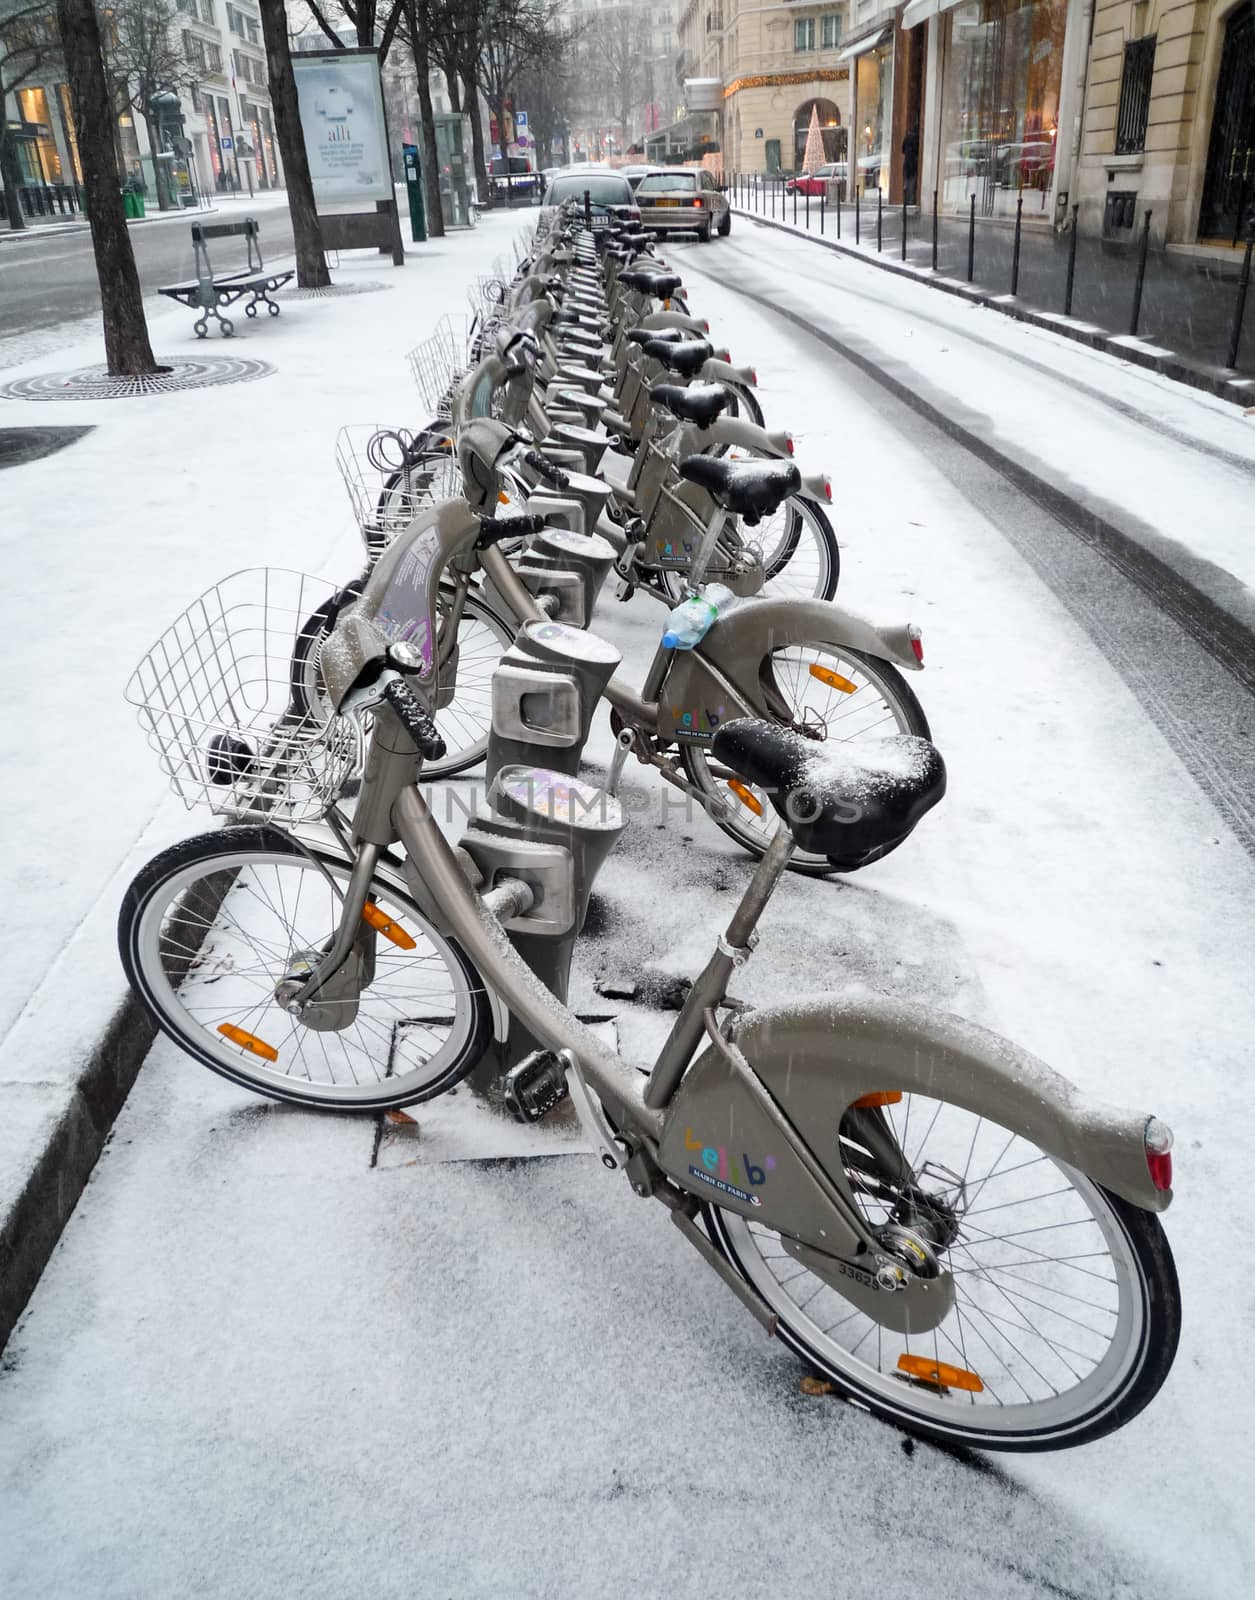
[
  {"left": 0, "top": 212, "right": 521, "bottom": 1339},
  {"left": 2, "top": 246, "right": 1255, "bottom": 1592}
]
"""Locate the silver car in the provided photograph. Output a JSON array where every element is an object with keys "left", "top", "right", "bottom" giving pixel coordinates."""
[{"left": 635, "top": 168, "right": 731, "bottom": 241}]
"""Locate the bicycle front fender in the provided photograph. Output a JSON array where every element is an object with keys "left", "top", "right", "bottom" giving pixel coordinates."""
[{"left": 728, "top": 996, "right": 1171, "bottom": 1214}]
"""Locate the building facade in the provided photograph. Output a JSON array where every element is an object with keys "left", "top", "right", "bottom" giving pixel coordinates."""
[
  {"left": 675, "top": 1, "right": 852, "bottom": 175},
  {"left": 0, "top": 0, "right": 280, "bottom": 220},
  {"left": 899, "top": 0, "right": 1250, "bottom": 245}
]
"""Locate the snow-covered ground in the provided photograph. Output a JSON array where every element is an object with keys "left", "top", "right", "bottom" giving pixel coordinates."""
[{"left": 1, "top": 212, "right": 1253, "bottom": 1598}]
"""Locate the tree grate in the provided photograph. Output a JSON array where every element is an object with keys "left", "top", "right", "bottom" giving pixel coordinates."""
[
  {"left": 0, "top": 355, "right": 275, "bottom": 402},
  {"left": 284, "top": 281, "right": 392, "bottom": 300}
]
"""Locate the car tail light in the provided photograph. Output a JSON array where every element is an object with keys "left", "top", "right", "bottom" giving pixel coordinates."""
[
  {"left": 908, "top": 625, "right": 924, "bottom": 664},
  {"left": 692, "top": 199, "right": 702, "bottom": 208},
  {"left": 1145, "top": 1118, "right": 1174, "bottom": 1190}
]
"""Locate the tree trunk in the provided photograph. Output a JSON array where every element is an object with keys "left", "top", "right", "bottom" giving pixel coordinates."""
[
  {"left": 257, "top": 0, "right": 330, "bottom": 289},
  {"left": 405, "top": 7, "right": 444, "bottom": 238},
  {"left": 141, "top": 109, "right": 173, "bottom": 210},
  {"left": 463, "top": 73, "right": 488, "bottom": 206},
  {"left": 445, "top": 69, "right": 461, "bottom": 115},
  {"left": 55, "top": 0, "right": 160, "bottom": 375},
  {"left": 0, "top": 126, "right": 27, "bottom": 231}
]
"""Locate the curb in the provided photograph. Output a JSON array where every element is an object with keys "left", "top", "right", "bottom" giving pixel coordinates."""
[
  {"left": 730, "top": 207, "right": 1255, "bottom": 409},
  {"left": 0, "top": 990, "right": 157, "bottom": 1353}
]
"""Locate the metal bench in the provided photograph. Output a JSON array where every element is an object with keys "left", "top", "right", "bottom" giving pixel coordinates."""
[{"left": 158, "top": 218, "right": 294, "bottom": 339}]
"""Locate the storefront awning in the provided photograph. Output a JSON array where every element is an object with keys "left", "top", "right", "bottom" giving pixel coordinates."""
[
  {"left": 901, "top": 0, "right": 964, "bottom": 28},
  {"left": 837, "top": 27, "right": 893, "bottom": 62},
  {"left": 901, "top": 0, "right": 939, "bottom": 28}
]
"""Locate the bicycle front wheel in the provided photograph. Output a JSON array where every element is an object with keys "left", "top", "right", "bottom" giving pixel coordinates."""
[
  {"left": 705, "top": 1090, "right": 1180, "bottom": 1451},
  {"left": 120, "top": 828, "right": 491, "bottom": 1110},
  {"left": 682, "top": 643, "right": 928, "bottom": 873}
]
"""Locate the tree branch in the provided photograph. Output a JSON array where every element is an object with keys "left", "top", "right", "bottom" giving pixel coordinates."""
[{"left": 304, "top": 0, "right": 349, "bottom": 47}]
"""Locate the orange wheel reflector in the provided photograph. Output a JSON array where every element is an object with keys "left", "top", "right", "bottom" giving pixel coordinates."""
[
  {"left": 361, "top": 902, "right": 416, "bottom": 949},
  {"left": 809, "top": 664, "right": 858, "bottom": 694},
  {"left": 217, "top": 1024, "right": 278, "bottom": 1062},
  {"left": 727, "top": 779, "right": 763, "bottom": 816},
  {"left": 497, "top": 490, "right": 511, "bottom": 505},
  {"left": 851, "top": 1091, "right": 903, "bottom": 1108},
  {"left": 897, "top": 1354, "right": 984, "bottom": 1394},
  {"left": 663, "top": 297, "right": 672, "bottom": 310}
]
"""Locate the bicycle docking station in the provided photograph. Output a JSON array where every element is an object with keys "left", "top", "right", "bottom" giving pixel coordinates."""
[{"left": 457, "top": 617, "right": 626, "bottom": 1091}]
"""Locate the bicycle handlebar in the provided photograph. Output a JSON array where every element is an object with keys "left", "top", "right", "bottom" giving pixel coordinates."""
[
  {"left": 383, "top": 678, "right": 447, "bottom": 761},
  {"left": 523, "top": 449, "right": 571, "bottom": 491}
]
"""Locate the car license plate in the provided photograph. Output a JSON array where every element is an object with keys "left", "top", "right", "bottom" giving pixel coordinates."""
[{"left": 655, "top": 199, "right": 682, "bottom": 208}]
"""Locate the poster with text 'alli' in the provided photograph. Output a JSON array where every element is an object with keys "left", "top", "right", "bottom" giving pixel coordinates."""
[{"left": 292, "top": 50, "right": 392, "bottom": 206}]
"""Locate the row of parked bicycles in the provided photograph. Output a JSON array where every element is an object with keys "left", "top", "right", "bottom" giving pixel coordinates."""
[{"left": 117, "top": 199, "right": 1181, "bottom": 1453}]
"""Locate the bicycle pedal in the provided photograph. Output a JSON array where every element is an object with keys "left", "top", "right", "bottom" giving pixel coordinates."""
[{"left": 503, "top": 1050, "right": 570, "bottom": 1123}]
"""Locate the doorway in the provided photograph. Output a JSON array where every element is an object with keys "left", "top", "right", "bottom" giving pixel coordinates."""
[{"left": 1199, "top": 5, "right": 1255, "bottom": 241}]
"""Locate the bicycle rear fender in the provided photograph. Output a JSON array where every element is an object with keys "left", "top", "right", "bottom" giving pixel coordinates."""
[
  {"left": 701, "top": 358, "right": 756, "bottom": 389},
  {"left": 655, "top": 995, "right": 1168, "bottom": 1283},
  {"left": 660, "top": 596, "right": 923, "bottom": 743},
  {"left": 726, "top": 997, "right": 1170, "bottom": 1214},
  {"left": 692, "top": 417, "right": 789, "bottom": 457}
]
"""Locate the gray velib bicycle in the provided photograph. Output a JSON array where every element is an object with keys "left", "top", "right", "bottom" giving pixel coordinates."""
[{"left": 120, "top": 464, "right": 1180, "bottom": 1454}]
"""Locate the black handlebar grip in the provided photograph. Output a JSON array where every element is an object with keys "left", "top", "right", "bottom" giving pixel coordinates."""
[
  {"left": 523, "top": 449, "right": 571, "bottom": 491},
  {"left": 475, "top": 513, "right": 548, "bottom": 547},
  {"left": 383, "top": 678, "right": 447, "bottom": 761}
]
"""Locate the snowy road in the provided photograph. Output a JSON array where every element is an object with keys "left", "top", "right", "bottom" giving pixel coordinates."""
[{"left": 2, "top": 216, "right": 1253, "bottom": 1598}]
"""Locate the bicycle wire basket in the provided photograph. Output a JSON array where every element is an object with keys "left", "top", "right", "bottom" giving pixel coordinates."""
[
  {"left": 406, "top": 311, "right": 476, "bottom": 421},
  {"left": 125, "top": 568, "right": 363, "bottom": 823},
  {"left": 335, "top": 423, "right": 462, "bottom": 554}
]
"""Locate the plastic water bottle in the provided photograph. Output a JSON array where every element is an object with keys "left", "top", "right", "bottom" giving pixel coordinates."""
[{"left": 661, "top": 584, "right": 736, "bottom": 650}]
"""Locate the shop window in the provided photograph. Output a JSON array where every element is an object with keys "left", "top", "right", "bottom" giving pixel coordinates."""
[
  {"left": 821, "top": 14, "right": 841, "bottom": 49},
  {"left": 15, "top": 85, "right": 63, "bottom": 181},
  {"left": 939, "top": 0, "right": 1065, "bottom": 220},
  {"left": 795, "top": 17, "right": 816, "bottom": 52},
  {"left": 1115, "top": 36, "right": 1156, "bottom": 155},
  {"left": 57, "top": 83, "right": 82, "bottom": 183}
]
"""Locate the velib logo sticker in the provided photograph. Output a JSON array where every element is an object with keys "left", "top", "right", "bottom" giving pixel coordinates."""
[{"left": 684, "top": 1129, "right": 775, "bottom": 1206}]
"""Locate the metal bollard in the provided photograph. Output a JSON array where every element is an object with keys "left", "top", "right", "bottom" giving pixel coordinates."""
[
  {"left": 1011, "top": 194, "right": 1023, "bottom": 296},
  {"left": 855, "top": 186, "right": 861, "bottom": 245},
  {"left": 877, "top": 187, "right": 883, "bottom": 252},
  {"left": 793, "top": 183, "right": 797, "bottom": 225},
  {"left": 836, "top": 189, "right": 841, "bottom": 239},
  {"left": 1226, "top": 237, "right": 1253, "bottom": 370},
  {"left": 820, "top": 190, "right": 825, "bottom": 234},
  {"left": 967, "top": 193, "right": 976, "bottom": 282},
  {"left": 806, "top": 189, "right": 810, "bottom": 230},
  {"left": 1063, "top": 204, "right": 1080, "bottom": 315},
  {"left": 901, "top": 198, "right": 907, "bottom": 261},
  {"left": 932, "top": 190, "right": 938, "bottom": 271},
  {"left": 1129, "top": 209, "right": 1152, "bottom": 336}
]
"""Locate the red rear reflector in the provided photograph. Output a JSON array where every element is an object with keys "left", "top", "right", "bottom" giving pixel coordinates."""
[
  {"left": 823, "top": 477, "right": 833, "bottom": 502},
  {"left": 785, "top": 435, "right": 795, "bottom": 455},
  {"left": 1145, "top": 1118, "right": 1174, "bottom": 1191},
  {"left": 908, "top": 625, "right": 924, "bottom": 664}
]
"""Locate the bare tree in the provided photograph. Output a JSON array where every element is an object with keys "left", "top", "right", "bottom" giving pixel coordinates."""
[
  {"left": 592, "top": 3, "right": 649, "bottom": 153},
  {"left": 0, "top": 2, "right": 53, "bottom": 231},
  {"left": 257, "top": 0, "right": 330, "bottom": 287},
  {"left": 105, "top": 0, "right": 195, "bottom": 210},
  {"left": 56, "top": 0, "right": 160, "bottom": 372},
  {"left": 478, "top": 0, "right": 564, "bottom": 198},
  {"left": 304, "top": 0, "right": 403, "bottom": 58}
]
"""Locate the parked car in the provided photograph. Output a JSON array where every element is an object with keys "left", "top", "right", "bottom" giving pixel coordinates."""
[
  {"left": 634, "top": 168, "right": 730, "bottom": 240},
  {"left": 617, "top": 164, "right": 657, "bottom": 192},
  {"left": 786, "top": 162, "right": 848, "bottom": 196},
  {"left": 540, "top": 168, "right": 641, "bottom": 229}
]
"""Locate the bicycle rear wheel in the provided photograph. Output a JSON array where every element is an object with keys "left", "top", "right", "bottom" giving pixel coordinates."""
[
  {"left": 705, "top": 1089, "right": 1180, "bottom": 1451},
  {"left": 119, "top": 828, "right": 491, "bottom": 1110}
]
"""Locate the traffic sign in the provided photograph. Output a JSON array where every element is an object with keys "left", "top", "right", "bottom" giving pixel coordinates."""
[
  {"left": 220, "top": 135, "right": 234, "bottom": 151},
  {"left": 515, "top": 111, "right": 528, "bottom": 128}
]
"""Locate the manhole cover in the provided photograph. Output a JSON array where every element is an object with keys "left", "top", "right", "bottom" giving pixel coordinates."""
[
  {"left": 0, "top": 425, "right": 93, "bottom": 468},
  {"left": 0, "top": 354, "right": 274, "bottom": 402},
  {"left": 285, "top": 280, "right": 392, "bottom": 300}
]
